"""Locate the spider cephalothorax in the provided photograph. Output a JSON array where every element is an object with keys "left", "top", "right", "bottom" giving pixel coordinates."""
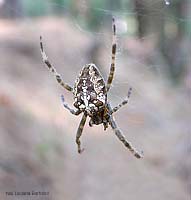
[{"left": 40, "top": 17, "right": 143, "bottom": 158}]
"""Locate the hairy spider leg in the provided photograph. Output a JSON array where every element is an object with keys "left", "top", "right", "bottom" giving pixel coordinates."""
[
  {"left": 61, "top": 95, "right": 82, "bottom": 115},
  {"left": 76, "top": 112, "right": 87, "bottom": 153},
  {"left": 112, "top": 87, "right": 132, "bottom": 114},
  {"left": 109, "top": 115, "right": 143, "bottom": 159},
  {"left": 106, "top": 17, "right": 117, "bottom": 92},
  {"left": 40, "top": 36, "right": 73, "bottom": 92}
]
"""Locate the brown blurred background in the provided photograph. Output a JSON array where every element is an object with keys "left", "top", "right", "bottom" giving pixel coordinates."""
[{"left": 0, "top": 0, "right": 190, "bottom": 199}]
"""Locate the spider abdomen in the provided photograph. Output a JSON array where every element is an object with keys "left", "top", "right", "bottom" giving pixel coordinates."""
[{"left": 73, "top": 64, "right": 107, "bottom": 114}]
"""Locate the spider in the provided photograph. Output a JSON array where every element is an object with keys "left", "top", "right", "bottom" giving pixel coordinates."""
[{"left": 40, "top": 17, "right": 143, "bottom": 159}]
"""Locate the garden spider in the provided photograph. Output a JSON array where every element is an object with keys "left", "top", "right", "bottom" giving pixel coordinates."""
[{"left": 40, "top": 17, "right": 143, "bottom": 159}]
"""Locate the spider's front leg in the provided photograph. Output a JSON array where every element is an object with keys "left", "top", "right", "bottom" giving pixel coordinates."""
[
  {"left": 61, "top": 95, "right": 82, "bottom": 115},
  {"left": 109, "top": 115, "right": 143, "bottom": 159},
  {"left": 40, "top": 36, "right": 73, "bottom": 92},
  {"left": 112, "top": 87, "right": 132, "bottom": 114},
  {"left": 106, "top": 17, "right": 117, "bottom": 92},
  {"left": 76, "top": 112, "right": 87, "bottom": 154}
]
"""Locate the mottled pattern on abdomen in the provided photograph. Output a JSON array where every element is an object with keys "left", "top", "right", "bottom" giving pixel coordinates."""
[{"left": 73, "top": 64, "right": 107, "bottom": 111}]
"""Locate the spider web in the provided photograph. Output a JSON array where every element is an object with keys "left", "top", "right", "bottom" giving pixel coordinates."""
[
  {"left": 2, "top": 0, "right": 190, "bottom": 129},
  {"left": 43, "top": 1, "right": 190, "bottom": 103},
  {"left": 16, "top": 0, "right": 189, "bottom": 126},
  {"left": 1, "top": 0, "right": 191, "bottom": 198},
  {"left": 43, "top": 2, "right": 191, "bottom": 194}
]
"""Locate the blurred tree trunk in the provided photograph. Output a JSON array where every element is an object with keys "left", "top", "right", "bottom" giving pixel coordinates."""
[
  {"left": 134, "top": 0, "right": 164, "bottom": 40},
  {"left": 134, "top": 0, "right": 148, "bottom": 38},
  {"left": 0, "top": 0, "right": 23, "bottom": 18},
  {"left": 133, "top": 0, "right": 191, "bottom": 83},
  {"left": 161, "top": 0, "right": 191, "bottom": 83}
]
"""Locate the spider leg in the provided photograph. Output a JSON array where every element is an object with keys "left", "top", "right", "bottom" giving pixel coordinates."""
[
  {"left": 61, "top": 95, "right": 81, "bottom": 115},
  {"left": 111, "top": 87, "right": 132, "bottom": 114},
  {"left": 109, "top": 115, "right": 143, "bottom": 159},
  {"left": 106, "top": 17, "right": 117, "bottom": 92},
  {"left": 40, "top": 36, "right": 73, "bottom": 92},
  {"left": 76, "top": 112, "right": 87, "bottom": 154}
]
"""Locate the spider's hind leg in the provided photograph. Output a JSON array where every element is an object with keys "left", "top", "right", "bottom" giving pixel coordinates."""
[
  {"left": 109, "top": 115, "right": 143, "bottom": 159},
  {"left": 40, "top": 36, "right": 73, "bottom": 92}
]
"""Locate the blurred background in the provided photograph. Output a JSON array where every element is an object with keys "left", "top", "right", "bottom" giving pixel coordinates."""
[{"left": 0, "top": 0, "right": 190, "bottom": 199}]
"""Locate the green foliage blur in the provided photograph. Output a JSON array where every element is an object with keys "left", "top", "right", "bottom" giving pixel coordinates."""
[
  {"left": 19, "top": 0, "right": 132, "bottom": 33},
  {"left": 21, "top": 0, "right": 48, "bottom": 16}
]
